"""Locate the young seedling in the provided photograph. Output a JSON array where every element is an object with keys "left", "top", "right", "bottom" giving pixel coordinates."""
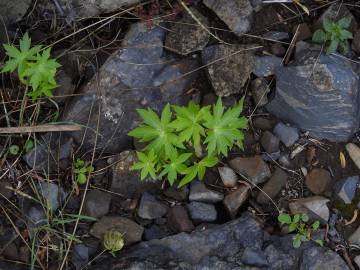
[
  {"left": 73, "top": 158, "right": 94, "bottom": 185},
  {"left": 103, "top": 229, "right": 125, "bottom": 256},
  {"left": 312, "top": 16, "right": 353, "bottom": 54},
  {"left": 128, "top": 98, "right": 247, "bottom": 187},
  {"left": 278, "top": 213, "right": 323, "bottom": 248},
  {"left": 1, "top": 33, "right": 61, "bottom": 100}
]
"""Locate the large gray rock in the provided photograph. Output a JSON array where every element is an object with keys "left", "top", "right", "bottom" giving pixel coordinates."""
[
  {"left": 202, "top": 44, "right": 255, "bottom": 96},
  {"left": 267, "top": 50, "right": 360, "bottom": 142},
  {"left": 203, "top": 0, "right": 253, "bottom": 37},
  {"left": 0, "top": 0, "right": 31, "bottom": 25}
]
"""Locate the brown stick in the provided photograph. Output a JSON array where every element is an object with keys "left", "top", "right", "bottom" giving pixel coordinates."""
[{"left": 0, "top": 124, "right": 82, "bottom": 134}]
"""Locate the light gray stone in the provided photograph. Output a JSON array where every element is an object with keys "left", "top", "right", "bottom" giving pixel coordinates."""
[
  {"left": 273, "top": 122, "right": 299, "bottom": 147},
  {"left": 186, "top": 202, "right": 217, "bottom": 223},
  {"left": 189, "top": 181, "right": 224, "bottom": 203}
]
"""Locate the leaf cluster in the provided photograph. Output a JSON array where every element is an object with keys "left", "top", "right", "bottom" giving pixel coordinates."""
[
  {"left": 278, "top": 213, "right": 323, "bottom": 248},
  {"left": 128, "top": 98, "right": 247, "bottom": 188},
  {"left": 74, "top": 158, "right": 94, "bottom": 184},
  {"left": 312, "top": 16, "right": 353, "bottom": 54},
  {"left": 1, "top": 33, "right": 61, "bottom": 100}
]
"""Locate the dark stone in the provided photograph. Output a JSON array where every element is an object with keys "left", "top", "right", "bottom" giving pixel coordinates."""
[
  {"left": 333, "top": 176, "right": 359, "bottom": 204},
  {"left": 137, "top": 192, "right": 168, "bottom": 220},
  {"left": 293, "top": 23, "right": 312, "bottom": 41},
  {"left": 144, "top": 225, "right": 171, "bottom": 241},
  {"left": 165, "top": 8, "right": 210, "bottom": 55},
  {"left": 253, "top": 117, "right": 277, "bottom": 130},
  {"left": 267, "top": 50, "right": 360, "bottom": 142},
  {"left": 186, "top": 202, "right": 217, "bottom": 224},
  {"left": 72, "top": 244, "right": 89, "bottom": 270},
  {"left": 254, "top": 55, "right": 282, "bottom": 77},
  {"left": 167, "top": 205, "right": 194, "bottom": 233},
  {"left": 241, "top": 247, "right": 268, "bottom": 267},
  {"left": 0, "top": 0, "right": 31, "bottom": 25},
  {"left": 257, "top": 168, "right": 288, "bottom": 204},
  {"left": 273, "top": 122, "right": 299, "bottom": 147},
  {"left": 223, "top": 185, "right": 250, "bottom": 218},
  {"left": 38, "top": 182, "right": 66, "bottom": 211},
  {"left": 305, "top": 169, "right": 332, "bottom": 195},
  {"left": 260, "top": 131, "right": 280, "bottom": 153},
  {"left": 299, "top": 247, "right": 349, "bottom": 270},
  {"left": 352, "top": 29, "right": 360, "bottom": 53},
  {"left": 164, "top": 185, "right": 189, "bottom": 201},
  {"left": 0, "top": 180, "right": 13, "bottom": 199},
  {"left": 203, "top": 0, "right": 253, "bottom": 37},
  {"left": 83, "top": 189, "right": 111, "bottom": 219},
  {"left": 251, "top": 77, "right": 270, "bottom": 107},
  {"left": 202, "top": 44, "right": 255, "bottom": 96}
]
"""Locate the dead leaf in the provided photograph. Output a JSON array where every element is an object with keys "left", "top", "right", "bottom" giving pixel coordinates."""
[{"left": 340, "top": 151, "right": 346, "bottom": 169}]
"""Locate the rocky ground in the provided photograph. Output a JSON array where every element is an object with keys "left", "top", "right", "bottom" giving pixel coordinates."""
[{"left": 1, "top": 0, "right": 360, "bottom": 269}]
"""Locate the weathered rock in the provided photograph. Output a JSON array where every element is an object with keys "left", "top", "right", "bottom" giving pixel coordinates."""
[
  {"left": 273, "top": 122, "right": 299, "bottom": 147},
  {"left": 203, "top": 0, "right": 253, "bottom": 37},
  {"left": 333, "top": 176, "right": 359, "bottom": 204},
  {"left": 218, "top": 167, "right": 238, "bottom": 188},
  {"left": 38, "top": 182, "right": 66, "bottom": 211},
  {"left": 260, "top": 131, "right": 280, "bottom": 153},
  {"left": 305, "top": 168, "right": 332, "bottom": 195},
  {"left": 163, "top": 185, "right": 189, "bottom": 201},
  {"left": 165, "top": 8, "right": 210, "bottom": 55},
  {"left": 348, "top": 225, "right": 360, "bottom": 246},
  {"left": 189, "top": 181, "right": 224, "bottom": 203},
  {"left": 223, "top": 185, "right": 250, "bottom": 218},
  {"left": 254, "top": 55, "right": 282, "bottom": 77},
  {"left": 257, "top": 168, "right": 288, "bottom": 204},
  {"left": 0, "top": 0, "right": 31, "bottom": 25},
  {"left": 83, "top": 190, "right": 111, "bottom": 219},
  {"left": 202, "top": 44, "right": 255, "bottom": 96},
  {"left": 241, "top": 247, "right": 268, "bottom": 267},
  {"left": 267, "top": 50, "right": 360, "bottom": 142},
  {"left": 90, "top": 216, "right": 143, "bottom": 245},
  {"left": 109, "top": 150, "right": 161, "bottom": 198},
  {"left": 167, "top": 205, "right": 194, "bottom": 233},
  {"left": 289, "top": 196, "right": 330, "bottom": 223},
  {"left": 186, "top": 202, "right": 217, "bottom": 223},
  {"left": 271, "top": 43, "right": 286, "bottom": 57},
  {"left": 54, "top": 23, "right": 198, "bottom": 154},
  {"left": 346, "top": 143, "right": 360, "bottom": 170},
  {"left": 229, "top": 155, "right": 271, "bottom": 185},
  {"left": 144, "top": 225, "right": 170, "bottom": 241},
  {"left": 251, "top": 77, "right": 270, "bottom": 107},
  {"left": 138, "top": 192, "right": 168, "bottom": 220},
  {"left": 299, "top": 246, "right": 349, "bottom": 270}
]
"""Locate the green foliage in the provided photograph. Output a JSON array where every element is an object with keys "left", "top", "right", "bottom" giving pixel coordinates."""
[
  {"left": 74, "top": 158, "right": 94, "bottom": 185},
  {"left": 24, "top": 139, "right": 34, "bottom": 153},
  {"left": 103, "top": 229, "right": 125, "bottom": 257},
  {"left": 1, "top": 33, "right": 61, "bottom": 101},
  {"left": 312, "top": 16, "right": 353, "bottom": 54},
  {"left": 128, "top": 98, "right": 247, "bottom": 187},
  {"left": 9, "top": 145, "right": 20, "bottom": 155},
  {"left": 278, "top": 213, "right": 323, "bottom": 248}
]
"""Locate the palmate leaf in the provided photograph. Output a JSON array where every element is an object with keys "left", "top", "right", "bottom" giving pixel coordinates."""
[
  {"left": 1, "top": 33, "right": 41, "bottom": 79},
  {"left": 203, "top": 98, "right": 247, "bottom": 156},
  {"left": 160, "top": 152, "right": 192, "bottom": 185},
  {"left": 170, "top": 101, "right": 210, "bottom": 148},
  {"left": 128, "top": 104, "right": 184, "bottom": 157},
  {"left": 178, "top": 155, "right": 218, "bottom": 188},
  {"left": 131, "top": 149, "right": 158, "bottom": 180}
]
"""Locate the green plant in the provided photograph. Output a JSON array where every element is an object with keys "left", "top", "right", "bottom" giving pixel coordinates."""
[
  {"left": 312, "top": 16, "right": 353, "bottom": 54},
  {"left": 9, "top": 145, "right": 20, "bottom": 155},
  {"left": 278, "top": 213, "right": 323, "bottom": 248},
  {"left": 73, "top": 158, "right": 94, "bottom": 184},
  {"left": 103, "top": 229, "right": 125, "bottom": 256},
  {"left": 129, "top": 98, "right": 247, "bottom": 187},
  {"left": 1, "top": 33, "right": 61, "bottom": 100}
]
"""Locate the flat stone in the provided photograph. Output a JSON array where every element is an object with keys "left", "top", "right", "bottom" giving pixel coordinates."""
[
  {"left": 109, "top": 150, "right": 161, "bottom": 198},
  {"left": 202, "top": 44, "right": 255, "bottom": 96},
  {"left": 90, "top": 216, "right": 143, "bottom": 245},
  {"left": 0, "top": 0, "right": 31, "bottom": 25},
  {"left": 218, "top": 167, "right": 238, "bottom": 188},
  {"left": 251, "top": 77, "right": 270, "bottom": 107},
  {"left": 241, "top": 247, "right": 268, "bottom": 267},
  {"left": 229, "top": 155, "right": 271, "bottom": 185},
  {"left": 38, "top": 182, "right": 66, "bottom": 211},
  {"left": 189, "top": 181, "right": 224, "bottom": 203},
  {"left": 72, "top": 244, "right": 89, "bottom": 270},
  {"left": 254, "top": 55, "right": 282, "bottom": 77},
  {"left": 305, "top": 168, "right": 332, "bottom": 195},
  {"left": 273, "top": 122, "right": 299, "bottom": 147},
  {"left": 267, "top": 50, "right": 360, "bottom": 142},
  {"left": 167, "top": 205, "right": 194, "bottom": 233},
  {"left": 186, "top": 202, "right": 217, "bottom": 224},
  {"left": 138, "top": 192, "right": 168, "bottom": 220},
  {"left": 257, "top": 168, "right": 288, "bottom": 204},
  {"left": 346, "top": 143, "right": 360, "bottom": 171},
  {"left": 83, "top": 190, "right": 111, "bottom": 219},
  {"left": 333, "top": 176, "right": 359, "bottom": 204},
  {"left": 271, "top": 43, "right": 286, "bottom": 57},
  {"left": 223, "top": 185, "right": 251, "bottom": 218},
  {"left": 260, "top": 131, "right": 280, "bottom": 153},
  {"left": 289, "top": 196, "right": 330, "bottom": 223},
  {"left": 165, "top": 8, "right": 210, "bottom": 55},
  {"left": 203, "top": 0, "right": 253, "bottom": 37}
]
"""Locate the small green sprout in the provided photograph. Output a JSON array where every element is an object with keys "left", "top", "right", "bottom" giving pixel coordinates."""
[
  {"left": 103, "top": 229, "right": 125, "bottom": 256},
  {"left": 9, "top": 145, "right": 20, "bottom": 155},
  {"left": 312, "top": 16, "right": 353, "bottom": 54},
  {"left": 24, "top": 139, "right": 34, "bottom": 153},
  {"left": 74, "top": 158, "right": 94, "bottom": 185},
  {"left": 278, "top": 213, "right": 323, "bottom": 248}
]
